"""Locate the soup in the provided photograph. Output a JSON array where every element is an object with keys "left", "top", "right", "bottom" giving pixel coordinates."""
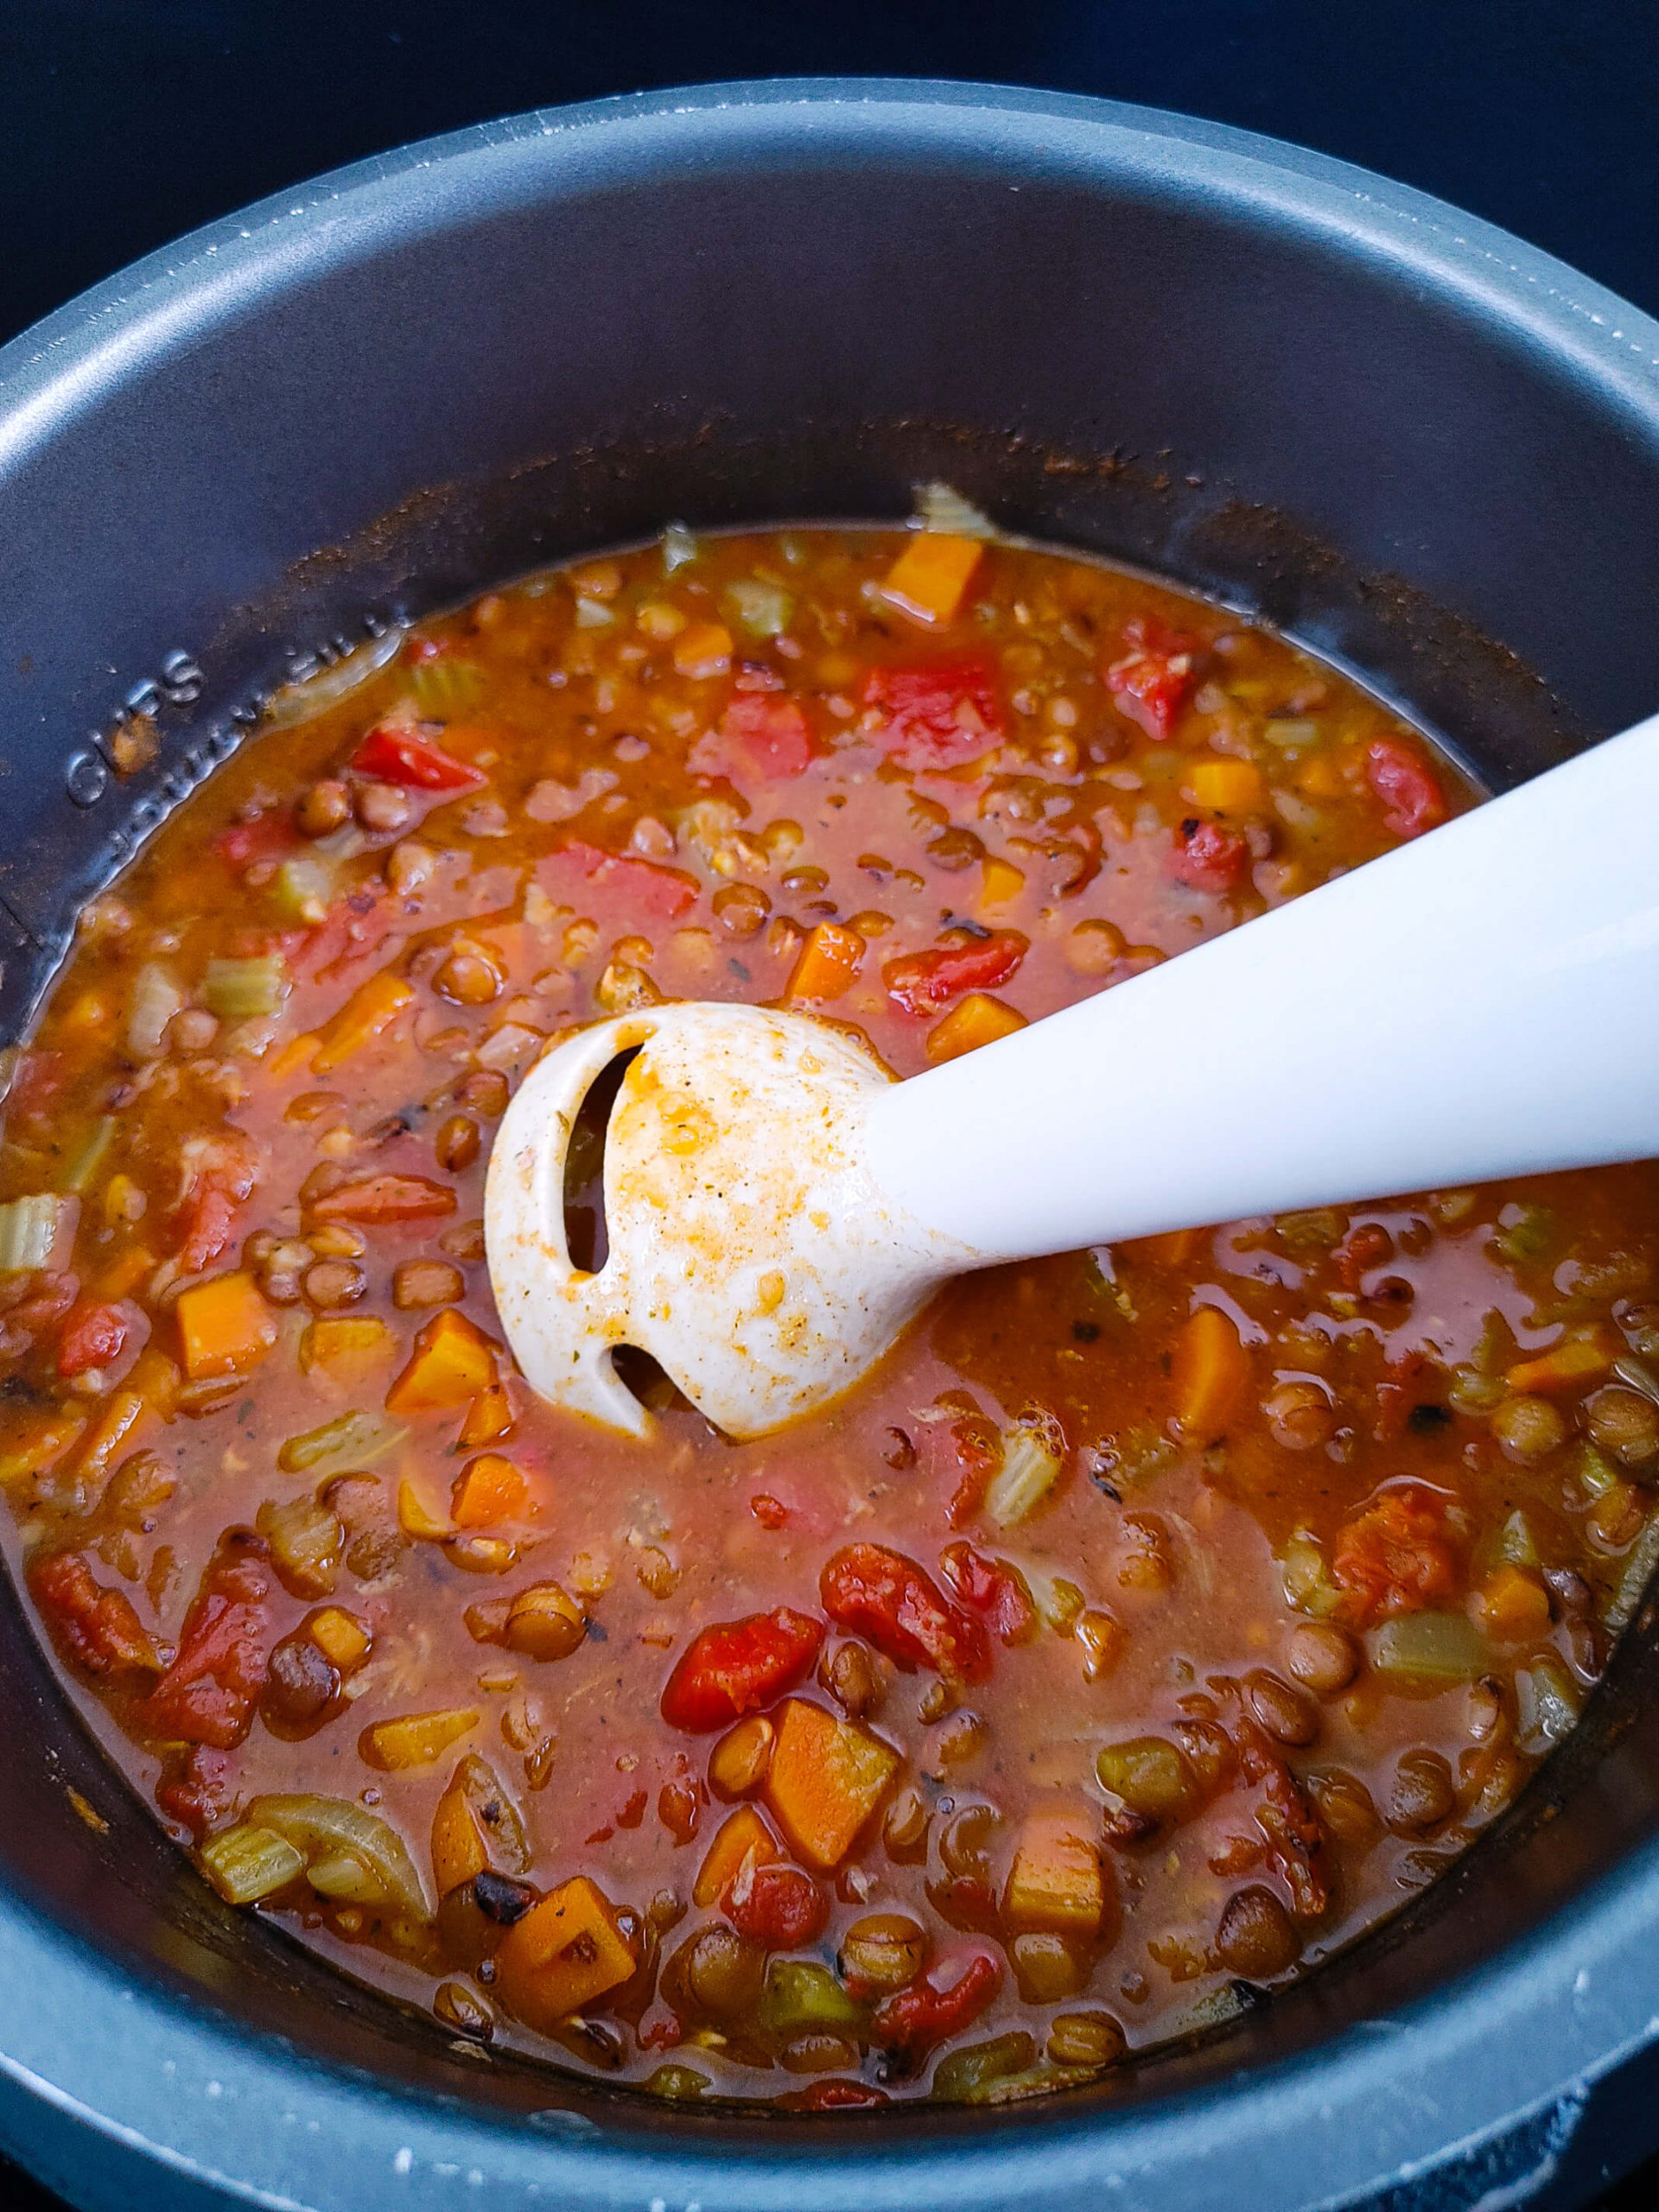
[{"left": 3, "top": 518, "right": 1656, "bottom": 2107}]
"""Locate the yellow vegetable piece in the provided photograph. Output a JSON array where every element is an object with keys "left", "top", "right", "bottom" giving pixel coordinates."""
[
  {"left": 1505, "top": 1333, "right": 1616, "bottom": 1395},
  {"left": 977, "top": 857, "right": 1026, "bottom": 910},
  {"left": 268, "top": 1031, "right": 320, "bottom": 1082},
  {"left": 693, "top": 1805, "right": 782, "bottom": 1908},
  {"left": 385, "top": 1307, "right": 496, "bottom": 1416},
  {"left": 879, "top": 532, "right": 983, "bottom": 626},
  {"left": 97, "top": 1243, "right": 156, "bottom": 1300},
  {"left": 925, "top": 991, "right": 1027, "bottom": 1065},
  {"left": 360, "top": 1707, "right": 480, "bottom": 1771},
  {"left": 73, "top": 1348, "right": 180, "bottom": 1484},
  {"left": 1470, "top": 1564, "right": 1553, "bottom": 1643},
  {"left": 431, "top": 1753, "right": 530, "bottom": 1897},
  {"left": 430, "top": 1776, "right": 492, "bottom": 1898},
  {"left": 308, "top": 1606, "right": 372, "bottom": 1670},
  {"left": 671, "top": 621, "right": 733, "bottom": 679},
  {"left": 1186, "top": 759, "right": 1265, "bottom": 813},
  {"left": 175, "top": 1271, "right": 277, "bottom": 1382},
  {"left": 1002, "top": 1809, "right": 1110, "bottom": 1938},
  {"left": 785, "top": 921, "right": 865, "bottom": 1003},
  {"left": 764, "top": 1699, "right": 899, "bottom": 1871},
  {"left": 1172, "top": 1305, "right": 1249, "bottom": 1443},
  {"left": 0, "top": 1406, "right": 86, "bottom": 1491},
  {"left": 495, "top": 1877, "right": 637, "bottom": 2031},
  {"left": 300, "top": 1315, "right": 396, "bottom": 1386},
  {"left": 457, "top": 1382, "right": 513, "bottom": 1447},
  {"left": 311, "top": 971, "right": 414, "bottom": 1077}
]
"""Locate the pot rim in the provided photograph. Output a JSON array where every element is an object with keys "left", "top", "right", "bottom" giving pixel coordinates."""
[{"left": 3, "top": 74, "right": 1659, "bottom": 2212}]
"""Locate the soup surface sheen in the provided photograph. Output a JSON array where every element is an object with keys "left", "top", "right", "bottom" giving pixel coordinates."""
[{"left": 3, "top": 524, "right": 1657, "bottom": 2108}]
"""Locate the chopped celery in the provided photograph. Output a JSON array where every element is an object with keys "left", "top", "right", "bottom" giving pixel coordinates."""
[
  {"left": 203, "top": 955, "right": 290, "bottom": 1021},
  {"left": 759, "top": 1960, "right": 865, "bottom": 2039},
  {"left": 247, "top": 1793, "right": 429, "bottom": 1919},
  {"left": 661, "top": 521, "right": 697, "bottom": 573},
  {"left": 725, "top": 580, "right": 794, "bottom": 639},
  {"left": 1281, "top": 1529, "right": 1342, "bottom": 1618},
  {"left": 1369, "top": 1610, "right": 1486, "bottom": 1686},
  {"left": 1607, "top": 1504, "right": 1659, "bottom": 1632},
  {"left": 1275, "top": 1208, "right": 1346, "bottom": 1252},
  {"left": 409, "top": 657, "right": 486, "bottom": 714},
  {"left": 645, "top": 2065, "right": 710, "bottom": 2101},
  {"left": 200, "top": 1823, "right": 306, "bottom": 1904},
  {"left": 1496, "top": 1203, "right": 1557, "bottom": 1264},
  {"left": 1514, "top": 1655, "right": 1581, "bottom": 1753},
  {"left": 1262, "top": 717, "right": 1319, "bottom": 748},
  {"left": 931, "top": 2031, "right": 1037, "bottom": 2101},
  {"left": 277, "top": 1409, "right": 406, "bottom": 1476},
  {"left": 59, "top": 1117, "right": 116, "bottom": 1195},
  {"left": 912, "top": 481, "right": 996, "bottom": 539},
  {"left": 1572, "top": 1441, "right": 1621, "bottom": 1500},
  {"left": 127, "top": 963, "right": 182, "bottom": 1058},
  {"left": 985, "top": 1421, "right": 1064, "bottom": 1527},
  {"left": 0, "top": 1192, "right": 72, "bottom": 1273},
  {"left": 270, "top": 853, "right": 336, "bottom": 925}
]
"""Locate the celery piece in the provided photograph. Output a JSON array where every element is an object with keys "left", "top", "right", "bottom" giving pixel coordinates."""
[
  {"left": 1607, "top": 1505, "right": 1659, "bottom": 1633},
  {"left": 277, "top": 1409, "right": 406, "bottom": 1477},
  {"left": 1514, "top": 1655, "right": 1581, "bottom": 1754},
  {"left": 1262, "top": 717, "right": 1320, "bottom": 748},
  {"left": 0, "top": 1192, "right": 71, "bottom": 1273},
  {"left": 127, "top": 963, "right": 183, "bottom": 1058},
  {"left": 200, "top": 1823, "right": 306, "bottom": 1905},
  {"left": 203, "top": 955, "right": 291, "bottom": 1021},
  {"left": 759, "top": 1960, "right": 865, "bottom": 2040},
  {"left": 1275, "top": 1208, "right": 1346, "bottom": 1253},
  {"left": 985, "top": 1423, "right": 1064, "bottom": 1527},
  {"left": 1496, "top": 1203, "right": 1557, "bottom": 1264},
  {"left": 409, "top": 657, "right": 485, "bottom": 715},
  {"left": 247, "top": 1793, "right": 429, "bottom": 1919},
  {"left": 59, "top": 1117, "right": 116, "bottom": 1196},
  {"left": 661, "top": 521, "right": 697, "bottom": 574},
  {"left": 932, "top": 2032, "right": 1037, "bottom": 2102},
  {"left": 725, "top": 580, "right": 795, "bottom": 640},
  {"left": 1369, "top": 1610, "right": 1486, "bottom": 1686},
  {"left": 645, "top": 2064, "right": 710, "bottom": 2101},
  {"left": 270, "top": 853, "right": 336, "bottom": 925},
  {"left": 1572, "top": 1441, "right": 1621, "bottom": 1501}
]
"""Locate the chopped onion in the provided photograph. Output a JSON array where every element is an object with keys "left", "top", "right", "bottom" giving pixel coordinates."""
[
  {"left": 661, "top": 521, "right": 697, "bottom": 573},
  {"left": 912, "top": 480, "right": 996, "bottom": 539},
  {"left": 985, "top": 1420, "right": 1064, "bottom": 1526},
  {"left": 247, "top": 1792, "right": 429, "bottom": 1919},
  {"left": 202, "top": 955, "right": 290, "bottom": 1021},
  {"left": 264, "top": 626, "right": 406, "bottom": 728},
  {"left": 0, "top": 1192, "right": 73, "bottom": 1274},
  {"left": 127, "top": 963, "right": 183, "bottom": 1058}
]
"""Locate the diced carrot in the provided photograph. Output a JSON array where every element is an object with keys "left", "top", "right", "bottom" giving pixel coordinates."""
[
  {"left": 98, "top": 1243, "right": 156, "bottom": 1300},
  {"left": 976, "top": 857, "right": 1025, "bottom": 910},
  {"left": 457, "top": 1382, "right": 513, "bottom": 1447},
  {"left": 450, "top": 1452, "right": 527, "bottom": 1529},
  {"left": 268, "top": 1031, "right": 320, "bottom": 1082},
  {"left": 1505, "top": 1332, "right": 1617, "bottom": 1395},
  {"left": 879, "top": 533, "right": 983, "bottom": 626},
  {"left": 925, "top": 991, "right": 1027, "bottom": 1064},
  {"left": 692, "top": 1803, "right": 782, "bottom": 1907},
  {"left": 430, "top": 1769, "right": 492, "bottom": 1897},
  {"left": 300, "top": 1316, "right": 396, "bottom": 1386},
  {"left": 1186, "top": 759, "right": 1265, "bottom": 812},
  {"left": 785, "top": 921, "right": 864, "bottom": 1003},
  {"left": 310, "top": 971, "right": 414, "bottom": 1076},
  {"left": 175, "top": 1271, "right": 277, "bottom": 1382},
  {"left": 1129, "top": 1226, "right": 1209, "bottom": 1267},
  {"left": 495, "top": 1877, "right": 637, "bottom": 2030},
  {"left": 671, "top": 622, "right": 733, "bottom": 679},
  {"left": 1469, "top": 1565, "right": 1552, "bottom": 1643},
  {"left": 385, "top": 1308, "right": 496, "bottom": 1415},
  {"left": 308, "top": 1606, "right": 372, "bottom": 1669},
  {"left": 1172, "top": 1305, "right": 1249, "bottom": 1441},
  {"left": 1001, "top": 1808, "right": 1112, "bottom": 1938},
  {"left": 0, "top": 1406, "right": 87, "bottom": 1491},
  {"left": 764, "top": 1699, "right": 900, "bottom": 1871},
  {"left": 360, "top": 1707, "right": 480, "bottom": 1770}
]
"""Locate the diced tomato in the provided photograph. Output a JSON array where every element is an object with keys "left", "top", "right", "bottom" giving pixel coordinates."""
[
  {"left": 819, "top": 1542, "right": 991, "bottom": 1683},
  {"left": 537, "top": 842, "right": 700, "bottom": 924},
  {"left": 1331, "top": 1482, "right": 1458, "bottom": 1629},
  {"left": 4, "top": 1050, "right": 65, "bottom": 1122},
  {"left": 155, "top": 1745, "right": 235, "bottom": 1840},
  {"left": 1365, "top": 736, "right": 1446, "bottom": 840},
  {"left": 872, "top": 1949, "right": 1002, "bottom": 2058},
  {"left": 214, "top": 813, "right": 299, "bottom": 870},
  {"left": 175, "top": 1185, "right": 238, "bottom": 1277},
  {"left": 659, "top": 1606, "right": 825, "bottom": 1732},
  {"left": 56, "top": 1300, "right": 131, "bottom": 1377},
  {"left": 725, "top": 1862, "right": 830, "bottom": 1948},
  {"left": 861, "top": 659, "right": 1003, "bottom": 772},
  {"left": 691, "top": 694, "right": 814, "bottom": 782},
  {"left": 1332, "top": 1221, "right": 1394, "bottom": 1292},
  {"left": 883, "top": 931, "right": 1027, "bottom": 1018},
  {"left": 308, "top": 1174, "right": 458, "bottom": 1225},
  {"left": 29, "top": 1551, "right": 159, "bottom": 1677},
  {"left": 1243, "top": 1737, "right": 1329, "bottom": 1919},
  {"left": 1168, "top": 818, "right": 1249, "bottom": 893},
  {"left": 938, "top": 1410, "right": 1004, "bottom": 1529},
  {"left": 779, "top": 2079, "right": 892, "bottom": 2110},
  {"left": 351, "top": 721, "right": 487, "bottom": 794},
  {"left": 939, "top": 1541, "right": 1038, "bottom": 1644},
  {"left": 143, "top": 1535, "right": 274, "bottom": 1749},
  {"left": 1104, "top": 618, "right": 1200, "bottom": 740}
]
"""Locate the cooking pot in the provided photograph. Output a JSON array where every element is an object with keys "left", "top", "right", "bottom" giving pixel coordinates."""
[{"left": 2, "top": 76, "right": 1658, "bottom": 2212}]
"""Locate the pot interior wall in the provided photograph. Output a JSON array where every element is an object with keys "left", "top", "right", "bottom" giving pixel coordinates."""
[{"left": 2, "top": 86, "right": 1659, "bottom": 2146}]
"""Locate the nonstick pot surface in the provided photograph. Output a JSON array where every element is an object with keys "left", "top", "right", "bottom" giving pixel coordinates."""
[{"left": 2, "top": 77, "right": 1659, "bottom": 2212}]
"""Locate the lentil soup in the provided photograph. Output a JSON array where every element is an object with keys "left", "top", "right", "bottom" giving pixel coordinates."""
[{"left": 3, "top": 520, "right": 1656, "bottom": 2108}]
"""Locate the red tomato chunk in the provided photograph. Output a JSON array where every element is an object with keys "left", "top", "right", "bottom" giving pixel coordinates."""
[{"left": 660, "top": 1607, "right": 826, "bottom": 1732}]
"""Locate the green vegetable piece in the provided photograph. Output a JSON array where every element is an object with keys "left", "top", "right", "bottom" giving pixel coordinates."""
[
  {"left": 60, "top": 1118, "right": 117, "bottom": 1196},
  {"left": 985, "top": 1422, "right": 1063, "bottom": 1527},
  {"left": 1496, "top": 1203, "right": 1558, "bottom": 1264},
  {"left": 0, "top": 1193, "right": 72, "bottom": 1274},
  {"left": 760, "top": 1959, "right": 866, "bottom": 2039},
  {"left": 200, "top": 1823, "right": 306, "bottom": 1905},
  {"left": 1275, "top": 1209, "right": 1347, "bottom": 1253},
  {"left": 1369, "top": 1610, "right": 1487, "bottom": 1686},
  {"left": 931, "top": 2031, "right": 1037, "bottom": 2102},
  {"left": 277, "top": 1410, "right": 406, "bottom": 1476},
  {"left": 409, "top": 657, "right": 486, "bottom": 714},
  {"left": 1514, "top": 1655, "right": 1581, "bottom": 1754},
  {"left": 203, "top": 955, "right": 291, "bottom": 1021},
  {"left": 1497, "top": 1510, "right": 1541, "bottom": 1567},
  {"left": 247, "top": 1792, "right": 430, "bottom": 1920},
  {"left": 1448, "top": 1365, "right": 1507, "bottom": 1416},
  {"left": 1262, "top": 718, "right": 1320, "bottom": 749},
  {"left": 725, "top": 579, "right": 794, "bottom": 640},
  {"left": 1573, "top": 1442, "right": 1622, "bottom": 1501},
  {"left": 645, "top": 2064, "right": 711, "bottom": 2101},
  {"left": 270, "top": 853, "right": 336, "bottom": 924}
]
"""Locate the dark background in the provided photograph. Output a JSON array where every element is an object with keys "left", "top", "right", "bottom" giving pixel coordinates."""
[{"left": 2, "top": 2, "right": 1657, "bottom": 2206}]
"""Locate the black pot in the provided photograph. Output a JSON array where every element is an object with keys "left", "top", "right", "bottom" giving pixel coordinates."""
[{"left": 2, "top": 78, "right": 1658, "bottom": 2212}]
